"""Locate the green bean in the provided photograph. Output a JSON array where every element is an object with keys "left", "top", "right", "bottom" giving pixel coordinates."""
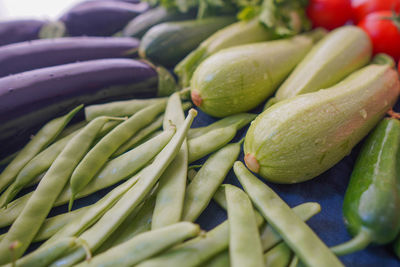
[
  {"left": 288, "top": 256, "right": 300, "bottom": 267},
  {"left": 34, "top": 207, "right": 91, "bottom": 243},
  {"left": 112, "top": 114, "right": 164, "bottom": 157},
  {"left": 188, "top": 126, "right": 237, "bottom": 163},
  {"left": 187, "top": 113, "right": 256, "bottom": 139},
  {"left": 0, "top": 151, "right": 18, "bottom": 167},
  {"left": 203, "top": 251, "right": 230, "bottom": 267},
  {"left": 0, "top": 131, "right": 79, "bottom": 208},
  {"left": 137, "top": 221, "right": 229, "bottom": 267},
  {"left": 263, "top": 243, "right": 292, "bottom": 267},
  {"left": 260, "top": 202, "right": 321, "bottom": 252},
  {"left": 97, "top": 192, "right": 157, "bottom": 253},
  {"left": 0, "top": 129, "right": 174, "bottom": 228},
  {"left": 0, "top": 206, "right": 90, "bottom": 243},
  {"left": 69, "top": 102, "right": 166, "bottom": 210},
  {"left": 182, "top": 141, "right": 241, "bottom": 222},
  {"left": 43, "top": 172, "right": 141, "bottom": 247},
  {"left": 152, "top": 92, "right": 187, "bottom": 229},
  {"left": 56, "top": 121, "right": 87, "bottom": 140},
  {"left": 0, "top": 116, "right": 115, "bottom": 263},
  {"left": 76, "top": 222, "right": 200, "bottom": 267},
  {"left": 112, "top": 102, "right": 192, "bottom": 157},
  {"left": 0, "top": 105, "right": 82, "bottom": 195},
  {"left": 233, "top": 161, "right": 343, "bottom": 267},
  {"left": 225, "top": 184, "right": 264, "bottom": 267},
  {"left": 49, "top": 110, "right": 197, "bottom": 267},
  {"left": 84, "top": 98, "right": 167, "bottom": 121},
  {"left": 2, "top": 238, "right": 77, "bottom": 267}
]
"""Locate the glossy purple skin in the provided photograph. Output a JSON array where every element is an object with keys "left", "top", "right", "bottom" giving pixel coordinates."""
[
  {"left": 0, "top": 58, "right": 157, "bottom": 121},
  {"left": 0, "top": 19, "right": 44, "bottom": 46},
  {"left": 60, "top": 1, "right": 149, "bottom": 36},
  {"left": 0, "top": 36, "right": 140, "bottom": 77}
]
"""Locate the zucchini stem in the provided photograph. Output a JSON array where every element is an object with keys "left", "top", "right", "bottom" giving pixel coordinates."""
[{"left": 330, "top": 229, "right": 371, "bottom": 256}]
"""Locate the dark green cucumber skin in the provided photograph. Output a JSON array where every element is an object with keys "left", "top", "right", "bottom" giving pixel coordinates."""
[
  {"left": 343, "top": 118, "right": 400, "bottom": 244},
  {"left": 139, "top": 16, "right": 235, "bottom": 67},
  {"left": 123, "top": 6, "right": 194, "bottom": 38}
]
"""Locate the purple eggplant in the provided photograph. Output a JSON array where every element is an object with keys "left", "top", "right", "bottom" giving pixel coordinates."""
[
  {"left": 0, "top": 36, "right": 139, "bottom": 77},
  {"left": 0, "top": 58, "right": 175, "bottom": 157},
  {"left": 60, "top": 1, "right": 149, "bottom": 36},
  {"left": 0, "top": 19, "right": 45, "bottom": 46}
]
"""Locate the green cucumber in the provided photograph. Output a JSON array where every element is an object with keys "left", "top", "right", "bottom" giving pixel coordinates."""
[
  {"left": 244, "top": 63, "right": 400, "bottom": 183},
  {"left": 190, "top": 30, "right": 325, "bottom": 118},
  {"left": 123, "top": 6, "right": 194, "bottom": 38},
  {"left": 331, "top": 118, "right": 400, "bottom": 255},
  {"left": 265, "top": 26, "right": 372, "bottom": 108},
  {"left": 175, "top": 18, "right": 273, "bottom": 87},
  {"left": 139, "top": 16, "right": 235, "bottom": 67}
]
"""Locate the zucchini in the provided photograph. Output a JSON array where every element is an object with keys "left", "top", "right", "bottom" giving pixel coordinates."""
[
  {"left": 244, "top": 63, "right": 400, "bottom": 183},
  {"left": 0, "top": 58, "right": 176, "bottom": 159},
  {"left": 331, "top": 118, "right": 400, "bottom": 256},
  {"left": 0, "top": 37, "right": 139, "bottom": 77},
  {"left": 123, "top": 6, "right": 194, "bottom": 38},
  {"left": 60, "top": 1, "right": 149, "bottom": 36},
  {"left": 266, "top": 26, "right": 372, "bottom": 108},
  {"left": 190, "top": 31, "right": 325, "bottom": 118},
  {"left": 139, "top": 16, "right": 236, "bottom": 67},
  {"left": 175, "top": 18, "right": 273, "bottom": 87}
]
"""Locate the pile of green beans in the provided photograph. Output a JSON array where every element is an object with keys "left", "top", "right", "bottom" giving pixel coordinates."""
[{"left": 0, "top": 91, "right": 347, "bottom": 267}]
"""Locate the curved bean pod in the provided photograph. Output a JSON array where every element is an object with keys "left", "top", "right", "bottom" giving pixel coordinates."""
[
  {"left": 187, "top": 113, "right": 256, "bottom": 140},
  {"left": 0, "top": 129, "right": 174, "bottom": 227},
  {"left": 97, "top": 192, "right": 157, "bottom": 253},
  {"left": 112, "top": 114, "right": 164, "bottom": 157},
  {"left": 0, "top": 114, "right": 111, "bottom": 263},
  {"left": 225, "top": 184, "right": 264, "bottom": 267},
  {"left": 0, "top": 132, "right": 78, "bottom": 207},
  {"left": 50, "top": 109, "right": 197, "bottom": 267},
  {"left": 234, "top": 161, "right": 343, "bottom": 267},
  {"left": 188, "top": 126, "right": 237, "bottom": 163},
  {"left": 42, "top": 172, "right": 141, "bottom": 247},
  {"left": 260, "top": 202, "right": 321, "bottom": 252},
  {"left": 182, "top": 141, "right": 241, "bottom": 222},
  {"left": 2, "top": 238, "right": 77, "bottom": 267},
  {"left": 263, "top": 243, "right": 292, "bottom": 267},
  {"left": 69, "top": 102, "right": 166, "bottom": 209},
  {"left": 152, "top": 92, "right": 187, "bottom": 229},
  {"left": 203, "top": 251, "right": 230, "bottom": 267},
  {"left": 76, "top": 222, "right": 200, "bottom": 267},
  {"left": 113, "top": 102, "right": 192, "bottom": 157},
  {"left": 137, "top": 221, "right": 230, "bottom": 267},
  {"left": 84, "top": 97, "right": 167, "bottom": 121},
  {"left": 0, "top": 105, "right": 82, "bottom": 194}
]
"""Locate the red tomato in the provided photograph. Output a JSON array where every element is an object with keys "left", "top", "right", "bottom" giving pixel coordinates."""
[
  {"left": 307, "top": 0, "right": 353, "bottom": 30},
  {"left": 352, "top": 0, "right": 400, "bottom": 23},
  {"left": 358, "top": 11, "right": 400, "bottom": 61}
]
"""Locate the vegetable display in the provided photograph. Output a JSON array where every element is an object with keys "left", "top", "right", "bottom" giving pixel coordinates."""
[{"left": 1, "top": 0, "right": 400, "bottom": 266}]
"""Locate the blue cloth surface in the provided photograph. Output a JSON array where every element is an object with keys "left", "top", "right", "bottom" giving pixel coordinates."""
[{"left": 1, "top": 101, "right": 400, "bottom": 267}]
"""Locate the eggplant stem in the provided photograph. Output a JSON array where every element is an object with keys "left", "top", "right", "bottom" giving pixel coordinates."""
[{"left": 330, "top": 229, "right": 371, "bottom": 256}]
